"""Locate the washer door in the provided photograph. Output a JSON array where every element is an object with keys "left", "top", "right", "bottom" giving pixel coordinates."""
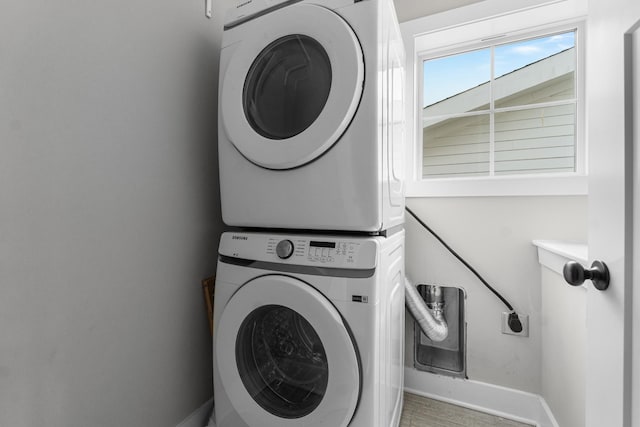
[
  {"left": 220, "top": 4, "right": 364, "bottom": 170},
  {"left": 215, "top": 275, "right": 360, "bottom": 427}
]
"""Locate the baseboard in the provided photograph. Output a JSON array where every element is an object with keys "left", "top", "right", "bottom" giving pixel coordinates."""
[
  {"left": 182, "top": 372, "right": 559, "bottom": 427},
  {"left": 176, "top": 397, "right": 214, "bottom": 427},
  {"left": 404, "top": 368, "right": 559, "bottom": 427}
]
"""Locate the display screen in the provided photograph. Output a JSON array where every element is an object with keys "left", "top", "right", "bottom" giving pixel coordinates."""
[{"left": 309, "top": 241, "right": 336, "bottom": 248}]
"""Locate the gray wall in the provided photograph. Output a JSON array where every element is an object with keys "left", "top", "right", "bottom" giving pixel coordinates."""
[
  {"left": 405, "top": 196, "right": 587, "bottom": 393},
  {"left": 0, "top": 1, "right": 225, "bottom": 425}
]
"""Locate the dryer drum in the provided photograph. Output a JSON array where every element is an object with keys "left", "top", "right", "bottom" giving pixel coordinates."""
[
  {"left": 243, "top": 34, "right": 332, "bottom": 140},
  {"left": 235, "top": 304, "right": 329, "bottom": 418}
]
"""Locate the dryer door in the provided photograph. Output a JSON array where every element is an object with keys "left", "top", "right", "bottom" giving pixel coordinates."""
[
  {"left": 215, "top": 275, "right": 361, "bottom": 427},
  {"left": 220, "top": 3, "right": 364, "bottom": 170}
]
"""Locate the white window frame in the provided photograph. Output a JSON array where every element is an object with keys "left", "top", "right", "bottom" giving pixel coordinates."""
[{"left": 401, "top": 0, "right": 588, "bottom": 197}]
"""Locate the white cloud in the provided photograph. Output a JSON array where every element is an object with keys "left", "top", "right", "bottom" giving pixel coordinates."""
[
  {"left": 510, "top": 45, "right": 542, "bottom": 55},
  {"left": 548, "top": 34, "right": 572, "bottom": 43},
  {"left": 545, "top": 33, "right": 575, "bottom": 51}
]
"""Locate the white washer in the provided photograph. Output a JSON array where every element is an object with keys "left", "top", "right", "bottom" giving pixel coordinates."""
[
  {"left": 218, "top": 0, "right": 405, "bottom": 232},
  {"left": 213, "top": 230, "right": 405, "bottom": 427}
]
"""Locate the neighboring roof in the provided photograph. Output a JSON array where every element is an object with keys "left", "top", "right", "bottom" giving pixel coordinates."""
[{"left": 423, "top": 47, "right": 576, "bottom": 128}]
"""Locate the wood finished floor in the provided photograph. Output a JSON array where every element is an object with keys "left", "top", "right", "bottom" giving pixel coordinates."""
[{"left": 400, "top": 393, "right": 533, "bottom": 427}]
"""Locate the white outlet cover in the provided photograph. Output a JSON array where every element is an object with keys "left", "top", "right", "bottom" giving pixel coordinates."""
[{"left": 501, "top": 312, "right": 529, "bottom": 337}]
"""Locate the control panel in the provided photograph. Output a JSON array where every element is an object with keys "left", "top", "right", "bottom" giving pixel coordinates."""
[
  {"left": 267, "top": 238, "right": 362, "bottom": 264},
  {"left": 220, "top": 232, "right": 379, "bottom": 270}
]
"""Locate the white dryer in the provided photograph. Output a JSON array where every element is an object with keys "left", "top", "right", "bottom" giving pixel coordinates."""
[
  {"left": 213, "top": 230, "right": 405, "bottom": 427},
  {"left": 218, "top": 0, "right": 405, "bottom": 232}
]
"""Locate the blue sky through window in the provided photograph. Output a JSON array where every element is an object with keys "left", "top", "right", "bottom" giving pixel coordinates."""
[{"left": 423, "top": 31, "right": 576, "bottom": 108}]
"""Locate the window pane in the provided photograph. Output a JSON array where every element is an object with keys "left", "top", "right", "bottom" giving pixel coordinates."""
[
  {"left": 494, "top": 32, "right": 576, "bottom": 108},
  {"left": 423, "top": 49, "right": 490, "bottom": 116},
  {"left": 423, "top": 114, "right": 490, "bottom": 178},
  {"left": 495, "top": 105, "right": 576, "bottom": 175}
]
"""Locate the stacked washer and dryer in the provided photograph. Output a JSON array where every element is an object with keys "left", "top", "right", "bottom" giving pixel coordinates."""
[{"left": 213, "top": 0, "right": 406, "bottom": 426}]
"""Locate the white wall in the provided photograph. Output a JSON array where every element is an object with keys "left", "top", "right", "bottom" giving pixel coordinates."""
[
  {"left": 393, "top": 0, "right": 484, "bottom": 23},
  {"left": 540, "top": 266, "right": 586, "bottom": 427},
  {"left": 405, "top": 196, "right": 587, "bottom": 393},
  {"left": 0, "top": 1, "right": 225, "bottom": 425}
]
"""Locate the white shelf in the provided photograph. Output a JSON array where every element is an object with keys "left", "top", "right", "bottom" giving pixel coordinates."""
[{"left": 532, "top": 240, "right": 588, "bottom": 275}]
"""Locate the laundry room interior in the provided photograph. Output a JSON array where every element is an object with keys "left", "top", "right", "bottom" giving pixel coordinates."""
[{"left": 2, "top": 0, "right": 639, "bottom": 426}]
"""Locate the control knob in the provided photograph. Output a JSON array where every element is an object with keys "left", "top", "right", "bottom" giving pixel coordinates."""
[{"left": 276, "top": 239, "right": 294, "bottom": 259}]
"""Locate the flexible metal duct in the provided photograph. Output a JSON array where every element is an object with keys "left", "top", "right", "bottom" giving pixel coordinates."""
[{"left": 405, "top": 277, "right": 449, "bottom": 342}]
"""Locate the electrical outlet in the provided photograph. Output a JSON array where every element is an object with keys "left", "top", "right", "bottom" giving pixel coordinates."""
[{"left": 501, "top": 312, "right": 529, "bottom": 337}]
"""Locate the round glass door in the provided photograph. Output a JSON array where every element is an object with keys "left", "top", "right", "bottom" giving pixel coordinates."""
[
  {"left": 220, "top": 3, "right": 364, "bottom": 170},
  {"left": 215, "top": 275, "right": 360, "bottom": 427},
  {"left": 243, "top": 35, "right": 332, "bottom": 141},
  {"left": 236, "top": 305, "right": 328, "bottom": 418}
]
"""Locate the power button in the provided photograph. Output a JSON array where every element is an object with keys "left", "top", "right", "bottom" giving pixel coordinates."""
[{"left": 275, "top": 239, "right": 294, "bottom": 259}]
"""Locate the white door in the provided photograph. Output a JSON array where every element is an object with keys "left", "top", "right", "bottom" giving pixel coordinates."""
[
  {"left": 215, "top": 275, "right": 361, "bottom": 427},
  {"left": 220, "top": 3, "right": 364, "bottom": 170},
  {"left": 632, "top": 21, "right": 640, "bottom": 427},
  {"left": 585, "top": 1, "right": 640, "bottom": 425}
]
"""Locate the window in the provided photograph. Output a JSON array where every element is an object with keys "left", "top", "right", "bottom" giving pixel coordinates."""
[
  {"left": 402, "top": 0, "right": 587, "bottom": 196},
  {"left": 422, "top": 31, "right": 577, "bottom": 178}
]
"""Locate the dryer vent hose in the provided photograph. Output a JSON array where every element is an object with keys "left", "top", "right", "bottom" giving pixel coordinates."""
[{"left": 405, "top": 277, "right": 449, "bottom": 342}]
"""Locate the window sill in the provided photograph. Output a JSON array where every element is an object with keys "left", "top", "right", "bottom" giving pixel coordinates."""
[{"left": 405, "top": 173, "right": 587, "bottom": 198}]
